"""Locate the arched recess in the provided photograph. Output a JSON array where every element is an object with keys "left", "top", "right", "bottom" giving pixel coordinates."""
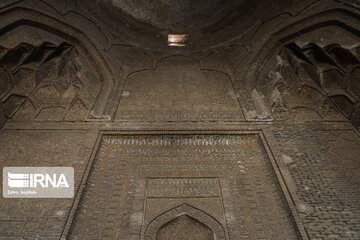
[
  {"left": 144, "top": 204, "right": 227, "bottom": 240},
  {"left": 244, "top": 8, "right": 360, "bottom": 89},
  {"left": 156, "top": 215, "right": 214, "bottom": 240},
  {"left": 116, "top": 55, "right": 244, "bottom": 121},
  {"left": 0, "top": 7, "right": 115, "bottom": 119},
  {"left": 241, "top": 8, "right": 360, "bottom": 122}
]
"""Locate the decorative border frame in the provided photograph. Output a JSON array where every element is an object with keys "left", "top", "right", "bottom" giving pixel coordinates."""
[{"left": 63, "top": 130, "right": 309, "bottom": 240}]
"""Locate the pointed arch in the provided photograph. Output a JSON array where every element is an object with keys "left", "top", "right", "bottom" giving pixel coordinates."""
[
  {"left": 0, "top": 7, "right": 115, "bottom": 119},
  {"left": 144, "top": 204, "right": 226, "bottom": 240},
  {"left": 242, "top": 8, "right": 360, "bottom": 90}
]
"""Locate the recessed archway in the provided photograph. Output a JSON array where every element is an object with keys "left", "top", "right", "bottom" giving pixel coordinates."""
[
  {"left": 0, "top": 7, "right": 115, "bottom": 119},
  {"left": 156, "top": 215, "right": 214, "bottom": 240},
  {"left": 144, "top": 204, "right": 226, "bottom": 240}
]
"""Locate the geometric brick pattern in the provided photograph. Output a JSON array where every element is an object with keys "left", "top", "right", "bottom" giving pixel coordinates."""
[
  {"left": 272, "top": 127, "right": 360, "bottom": 239},
  {"left": 0, "top": 129, "right": 96, "bottom": 240}
]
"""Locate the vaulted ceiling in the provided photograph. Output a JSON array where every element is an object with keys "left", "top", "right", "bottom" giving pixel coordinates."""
[
  {"left": 0, "top": 0, "right": 359, "bottom": 124},
  {"left": 77, "top": 0, "right": 318, "bottom": 52}
]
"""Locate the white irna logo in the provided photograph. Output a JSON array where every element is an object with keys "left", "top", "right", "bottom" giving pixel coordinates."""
[{"left": 8, "top": 172, "right": 69, "bottom": 188}]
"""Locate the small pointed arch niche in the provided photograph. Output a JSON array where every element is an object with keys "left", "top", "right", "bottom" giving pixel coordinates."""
[
  {"left": 144, "top": 204, "right": 227, "bottom": 240},
  {"left": 157, "top": 215, "right": 213, "bottom": 240}
]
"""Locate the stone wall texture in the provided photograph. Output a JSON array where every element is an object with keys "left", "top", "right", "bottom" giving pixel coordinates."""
[{"left": 0, "top": 0, "right": 359, "bottom": 239}]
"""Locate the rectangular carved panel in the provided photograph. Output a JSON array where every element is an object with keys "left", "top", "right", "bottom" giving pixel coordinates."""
[
  {"left": 69, "top": 133, "right": 300, "bottom": 240},
  {"left": 146, "top": 178, "right": 220, "bottom": 198}
]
